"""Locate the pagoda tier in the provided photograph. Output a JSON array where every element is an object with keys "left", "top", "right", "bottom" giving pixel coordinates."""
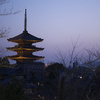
[
  {"left": 7, "top": 30, "right": 43, "bottom": 43},
  {"left": 7, "top": 55, "right": 44, "bottom": 63},
  {"left": 7, "top": 37, "right": 44, "bottom": 63},
  {"left": 7, "top": 9, "right": 44, "bottom": 63},
  {"left": 7, "top": 45, "right": 44, "bottom": 52}
]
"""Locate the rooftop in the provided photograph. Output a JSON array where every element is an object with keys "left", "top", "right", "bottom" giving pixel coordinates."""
[{"left": 8, "top": 30, "right": 43, "bottom": 42}]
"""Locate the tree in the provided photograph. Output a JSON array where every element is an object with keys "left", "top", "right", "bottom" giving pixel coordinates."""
[
  {"left": 55, "top": 36, "right": 82, "bottom": 68},
  {"left": 0, "top": 0, "right": 19, "bottom": 16},
  {"left": 54, "top": 40, "right": 100, "bottom": 100},
  {"left": 46, "top": 63, "right": 100, "bottom": 100},
  {"left": 0, "top": 57, "right": 10, "bottom": 67},
  {"left": 0, "top": 27, "right": 9, "bottom": 38},
  {"left": 45, "top": 63, "right": 67, "bottom": 100},
  {"left": 0, "top": 78, "right": 28, "bottom": 100},
  {"left": 0, "top": 0, "right": 20, "bottom": 61},
  {"left": 0, "top": 0, "right": 20, "bottom": 38}
]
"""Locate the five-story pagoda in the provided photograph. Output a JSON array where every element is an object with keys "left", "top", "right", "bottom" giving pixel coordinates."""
[{"left": 7, "top": 9, "right": 44, "bottom": 64}]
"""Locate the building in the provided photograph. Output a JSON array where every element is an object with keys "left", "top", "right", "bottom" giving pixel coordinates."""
[{"left": 7, "top": 9, "right": 45, "bottom": 82}]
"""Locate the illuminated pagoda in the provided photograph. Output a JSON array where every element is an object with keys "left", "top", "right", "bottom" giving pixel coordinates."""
[
  {"left": 7, "top": 9, "right": 45, "bottom": 82},
  {"left": 7, "top": 9, "right": 44, "bottom": 64}
]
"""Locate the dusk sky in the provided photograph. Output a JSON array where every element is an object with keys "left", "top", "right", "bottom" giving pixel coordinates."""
[{"left": 0, "top": 0, "right": 100, "bottom": 64}]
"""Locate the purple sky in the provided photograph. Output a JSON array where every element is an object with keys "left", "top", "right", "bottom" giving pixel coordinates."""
[{"left": 0, "top": 0, "right": 100, "bottom": 64}]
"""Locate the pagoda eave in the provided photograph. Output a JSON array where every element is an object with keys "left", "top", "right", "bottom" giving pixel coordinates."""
[
  {"left": 7, "top": 47, "right": 44, "bottom": 51},
  {"left": 7, "top": 56, "right": 44, "bottom": 60},
  {"left": 7, "top": 39, "right": 43, "bottom": 43}
]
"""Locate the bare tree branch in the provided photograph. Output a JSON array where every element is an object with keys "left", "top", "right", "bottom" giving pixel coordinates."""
[
  {"left": 0, "top": 7, "right": 21, "bottom": 16},
  {"left": 0, "top": 0, "right": 21, "bottom": 16},
  {"left": 0, "top": 0, "right": 9, "bottom": 5},
  {"left": 0, "top": 27, "right": 9, "bottom": 38},
  {"left": 55, "top": 36, "right": 83, "bottom": 67},
  {"left": 83, "top": 48, "right": 100, "bottom": 68},
  {"left": 0, "top": 0, "right": 21, "bottom": 38},
  {"left": 55, "top": 46, "right": 67, "bottom": 67}
]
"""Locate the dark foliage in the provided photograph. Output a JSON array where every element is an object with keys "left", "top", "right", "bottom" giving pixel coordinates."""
[
  {"left": 0, "top": 78, "right": 28, "bottom": 100},
  {"left": 45, "top": 63, "right": 100, "bottom": 100}
]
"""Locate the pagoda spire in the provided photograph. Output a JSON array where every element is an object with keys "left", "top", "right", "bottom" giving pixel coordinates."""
[{"left": 24, "top": 9, "right": 27, "bottom": 31}]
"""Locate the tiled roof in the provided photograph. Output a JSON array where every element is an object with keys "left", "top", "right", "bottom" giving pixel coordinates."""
[
  {"left": 8, "top": 55, "right": 44, "bottom": 58},
  {"left": 7, "top": 45, "right": 44, "bottom": 50},
  {"left": 8, "top": 30, "right": 43, "bottom": 41}
]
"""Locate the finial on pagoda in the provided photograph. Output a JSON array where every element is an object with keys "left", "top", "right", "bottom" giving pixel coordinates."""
[{"left": 24, "top": 9, "right": 27, "bottom": 31}]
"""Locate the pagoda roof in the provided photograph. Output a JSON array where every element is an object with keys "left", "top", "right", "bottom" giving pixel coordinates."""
[
  {"left": 8, "top": 30, "right": 43, "bottom": 43},
  {"left": 7, "top": 45, "right": 44, "bottom": 51},
  {"left": 7, "top": 55, "right": 44, "bottom": 60}
]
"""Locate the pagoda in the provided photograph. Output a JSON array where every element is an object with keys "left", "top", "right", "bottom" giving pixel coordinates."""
[{"left": 7, "top": 9, "right": 44, "bottom": 64}]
